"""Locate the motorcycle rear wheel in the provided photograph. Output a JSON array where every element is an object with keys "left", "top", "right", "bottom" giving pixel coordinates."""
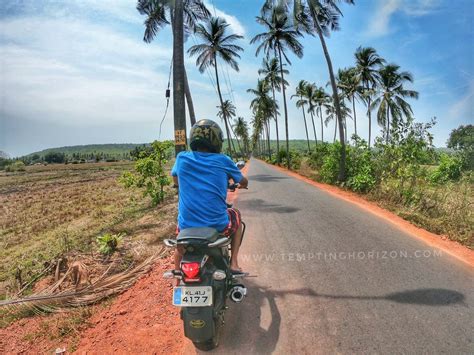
[{"left": 192, "top": 311, "right": 224, "bottom": 351}]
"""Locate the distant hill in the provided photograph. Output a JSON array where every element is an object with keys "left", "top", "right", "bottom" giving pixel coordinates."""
[
  {"left": 24, "top": 143, "right": 148, "bottom": 159},
  {"left": 21, "top": 140, "right": 452, "bottom": 160}
]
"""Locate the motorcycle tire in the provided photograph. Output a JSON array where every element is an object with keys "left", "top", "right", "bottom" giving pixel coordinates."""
[{"left": 192, "top": 311, "right": 224, "bottom": 351}]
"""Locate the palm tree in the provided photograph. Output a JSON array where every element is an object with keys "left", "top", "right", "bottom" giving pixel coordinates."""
[
  {"left": 188, "top": 16, "right": 244, "bottom": 156},
  {"left": 251, "top": 4, "right": 304, "bottom": 169},
  {"left": 217, "top": 100, "right": 239, "bottom": 154},
  {"left": 337, "top": 67, "right": 360, "bottom": 138},
  {"left": 305, "top": 82, "right": 319, "bottom": 148},
  {"left": 136, "top": 0, "right": 210, "bottom": 127},
  {"left": 258, "top": 57, "right": 288, "bottom": 161},
  {"left": 291, "top": 80, "right": 311, "bottom": 153},
  {"left": 247, "top": 80, "right": 278, "bottom": 159},
  {"left": 325, "top": 97, "right": 351, "bottom": 143},
  {"left": 251, "top": 113, "right": 265, "bottom": 156},
  {"left": 371, "top": 64, "right": 419, "bottom": 142},
  {"left": 234, "top": 117, "right": 250, "bottom": 158},
  {"left": 313, "top": 86, "right": 330, "bottom": 142},
  {"left": 217, "top": 99, "right": 243, "bottom": 155},
  {"left": 355, "top": 46, "right": 385, "bottom": 147},
  {"left": 266, "top": 0, "right": 355, "bottom": 179}
]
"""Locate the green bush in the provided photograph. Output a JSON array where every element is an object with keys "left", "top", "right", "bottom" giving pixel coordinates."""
[
  {"left": 280, "top": 150, "right": 302, "bottom": 170},
  {"left": 371, "top": 118, "right": 435, "bottom": 204},
  {"left": 120, "top": 140, "right": 174, "bottom": 206},
  {"left": 347, "top": 165, "right": 376, "bottom": 193},
  {"left": 277, "top": 149, "right": 287, "bottom": 164},
  {"left": 320, "top": 142, "right": 341, "bottom": 183},
  {"left": 96, "top": 232, "right": 124, "bottom": 256},
  {"left": 429, "top": 154, "right": 464, "bottom": 184},
  {"left": 5, "top": 161, "right": 26, "bottom": 172},
  {"left": 308, "top": 143, "right": 330, "bottom": 170},
  {"left": 346, "top": 137, "right": 376, "bottom": 193}
]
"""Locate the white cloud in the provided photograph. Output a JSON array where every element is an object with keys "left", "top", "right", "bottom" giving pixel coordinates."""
[
  {"left": 204, "top": 1, "right": 246, "bottom": 36},
  {"left": 448, "top": 80, "right": 474, "bottom": 121},
  {"left": 366, "top": 0, "right": 440, "bottom": 38},
  {"left": 366, "top": 0, "right": 401, "bottom": 37},
  {"left": 0, "top": 15, "right": 172, "bottom": 130},
  {"left": 0, "top": 0, "right": 252, "bottom": 155}
]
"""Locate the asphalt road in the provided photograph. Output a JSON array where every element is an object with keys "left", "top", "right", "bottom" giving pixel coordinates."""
[{"left": 192, "top": 158, "right": 474, "bottom": 354}]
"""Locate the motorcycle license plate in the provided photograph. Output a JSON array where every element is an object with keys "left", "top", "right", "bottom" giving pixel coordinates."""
[{"left": 173, "top": 286, "right": 213, "bottom": 307}]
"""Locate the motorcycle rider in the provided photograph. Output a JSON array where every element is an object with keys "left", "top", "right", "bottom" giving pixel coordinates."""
[{"left": 171, "top": 119, "right": 248, "bottom": 275}]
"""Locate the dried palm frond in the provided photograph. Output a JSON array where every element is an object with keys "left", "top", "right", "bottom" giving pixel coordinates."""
[{"left": 0, "top": 248, "right": 166, "bottom": 314}]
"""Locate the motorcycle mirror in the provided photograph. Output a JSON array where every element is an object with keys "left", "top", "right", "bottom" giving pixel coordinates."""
[
  {"left": 236, "top": 161, "right": 246, "bottom": 170},
  {"left": 164, "top": 239, "right": 177, "bottom": 247}
]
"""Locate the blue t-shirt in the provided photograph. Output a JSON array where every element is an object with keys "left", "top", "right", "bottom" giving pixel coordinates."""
[{"left": 171, "top": 151, "right": 243, "bottom": 231}]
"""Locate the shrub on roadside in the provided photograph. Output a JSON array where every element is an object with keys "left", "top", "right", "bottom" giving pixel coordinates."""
[
  {"left": 277, "top": 149, "right": 287, "bottom": 165},
  {"left": 120, "top": 140, "right": 174, "bottom": 206},
  {"left": 96, "top": 232, "right": 124, "bottom": 256},
  {"left": 429, "top": 153, "right": 464, "bottom": 184},
  {"left": 319, "top": 142, "right": 341, "bottom": 183},
  {"left": 346, "top": 137, "right": 376, "bottom": 193},
  {"left": 308, "top": 143, "right": 330, "bottom": 170},
  {"left": 280, "top": 150, "right": 302, "bottom": 170},
  {"left": 372, "top": 118, "right": 435, "bottom": 205}
]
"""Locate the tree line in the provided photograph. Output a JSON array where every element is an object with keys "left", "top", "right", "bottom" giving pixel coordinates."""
[
  {"left": 136, "top": 0, "right": 356, "bottom": 179},
  {"left": 136, "top": 0, "right": 470, "bottom": 184}
]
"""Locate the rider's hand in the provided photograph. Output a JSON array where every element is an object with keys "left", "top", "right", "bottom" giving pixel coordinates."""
[{"left": 238, "top": 176, "right": 248, "bottom": 189}]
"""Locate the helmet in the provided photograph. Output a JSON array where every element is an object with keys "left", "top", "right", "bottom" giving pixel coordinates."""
[{"left": 190, "top": 119, "right": 224, "bottom": 153}]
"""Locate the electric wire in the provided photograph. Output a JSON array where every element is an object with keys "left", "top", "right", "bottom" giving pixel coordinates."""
[{"left": 159, "top": 57, "right": 173, "bottom": 140}]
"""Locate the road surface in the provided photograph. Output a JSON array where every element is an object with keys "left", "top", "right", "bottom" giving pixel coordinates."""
[{"left": 188, "top": 158, "right": 474, "bottom": 354}]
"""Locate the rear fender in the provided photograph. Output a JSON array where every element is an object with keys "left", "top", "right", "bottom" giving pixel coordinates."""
[{"left": 181, "top": 306, "right": 216, "bottom": 342}]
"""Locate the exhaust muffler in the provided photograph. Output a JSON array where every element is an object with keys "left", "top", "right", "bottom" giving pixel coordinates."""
[{"left": 229, "top": 285, "right": 247, "bottom": 303}]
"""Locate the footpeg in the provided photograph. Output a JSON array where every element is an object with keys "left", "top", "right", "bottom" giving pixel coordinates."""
[{"left": 232, "top": 272, "right": 249, "bottom": 279}]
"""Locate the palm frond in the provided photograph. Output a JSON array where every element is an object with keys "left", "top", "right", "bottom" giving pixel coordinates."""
[{"left": 0, "top": 249, "right": 165, "bottom": 314}]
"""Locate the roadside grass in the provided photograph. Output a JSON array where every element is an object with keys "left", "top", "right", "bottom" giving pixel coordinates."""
[
  {"left": 0, "top": 161, "right": 177, "bottom": 320},
  {"left": 298, "top": 158, "right": 473, "bottom": 248},
  {"left": 370, "top": 175, "right": 473, "bottom": 246}
]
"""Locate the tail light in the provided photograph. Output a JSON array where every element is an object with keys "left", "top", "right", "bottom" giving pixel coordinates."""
[{"left": 181, "top": 262, "right": 201, "bottom": 282}]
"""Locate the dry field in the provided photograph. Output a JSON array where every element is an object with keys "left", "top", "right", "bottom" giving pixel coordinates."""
[{"left": 0, "top": 162, "right": 177, "bottom": 304}]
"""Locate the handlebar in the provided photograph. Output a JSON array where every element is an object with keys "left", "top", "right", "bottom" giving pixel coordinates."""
[{"left": 228, "top": 183, "right": 248, "bottom": 192}]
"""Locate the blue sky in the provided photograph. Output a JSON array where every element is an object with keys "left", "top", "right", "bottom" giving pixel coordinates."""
[{"left": 0, "top": 0, "right": 473, "bottom": 157}]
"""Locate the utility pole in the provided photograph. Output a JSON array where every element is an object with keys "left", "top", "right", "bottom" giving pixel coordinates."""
[{"left": 172, "top": 0, "right": 187, "bottom": 155}]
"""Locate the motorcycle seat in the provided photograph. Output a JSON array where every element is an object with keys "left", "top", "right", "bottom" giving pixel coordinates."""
[{"left": 177, "top": 227, "right": 220, "bottom": 242}]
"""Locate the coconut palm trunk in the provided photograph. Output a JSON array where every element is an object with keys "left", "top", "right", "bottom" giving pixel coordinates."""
[
  {"left": 213, "top": 59, "right": 236, "bottom": 155},
  {"left": 386, "top": 105, "right": 390, "bottom": 143},
  {"left": 366, "top": 84, "right": 372, "bottom": 147},
  {"left": 183, "top": 69, "right": 196, "bottom": 125},
  {"left": 315, "top": 21, "right": 346, "bottom": 180},
  {"left": 277, "top": 45, "right": 291, "bottom": 169},
  {"left": 352, "top": 96, "right": 357, "bottom": 137},
  {"left": 265, "top": 121, "right": 271, "bottom": 159},
  {"left": 172, "top": 0, "right": 186, "bottom": 155},
  {"left": 310, "top": 111, "right": 318, "bottom": 147},
  {"left": 271, "top": 85, "right": 281, "bottom": 161},
  {"left": 230, "top": 124, "right": 243, "bottom": 155},
  {"left": 300, "top": 103, "right": 311, "bottom": 153},
  {"left": 235, "top": 131, "right": 243, "bottom": 155},
  {"left": 333, "top": 118, "right": 337, "bottom": 143},
  {"left": 318, "top": 105, "right": 324, "bottom": 142}
]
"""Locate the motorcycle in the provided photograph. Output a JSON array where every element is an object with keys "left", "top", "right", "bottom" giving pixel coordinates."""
[{"left": 163, "top": 161, "right": 248, "bottom": 351}]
